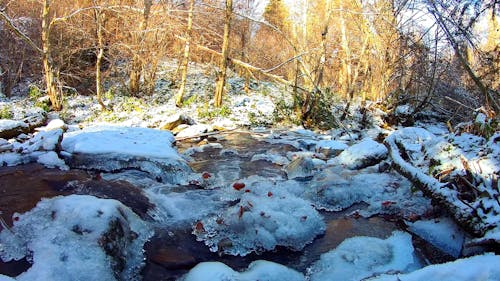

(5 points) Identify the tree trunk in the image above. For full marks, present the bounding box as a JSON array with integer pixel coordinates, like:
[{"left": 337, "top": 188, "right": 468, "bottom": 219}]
[
  {"left": 128, "top": 0, "right": 153, "bottom": 96},
  {"left": 214, "top": 0, "right": 233, "bottom": 108},
  {"left": 176, "top": 0, "right": 195, "bottom": 107},
  {"left": 42, "top": 0, "right": 63, "bottom": 111},
  {"left": 94, "top": 2, "right": 106, "bottom": 110}
]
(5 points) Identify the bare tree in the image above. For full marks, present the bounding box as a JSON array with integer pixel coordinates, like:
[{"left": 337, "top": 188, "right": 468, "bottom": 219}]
[
  {"left": 175, "top": 0, "right": 195, "bottom": 107},
  {"left": 214, "top": 0, "right": 233, "bottom": 107}
]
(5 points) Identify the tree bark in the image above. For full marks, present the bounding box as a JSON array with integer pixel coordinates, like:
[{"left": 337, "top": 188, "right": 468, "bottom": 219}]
[
  {"left": 175, "top": 0, "right": 195, "bottom": 107},
  {"left": 214, "top": 0, "right": 233, "bottom": 108},
  {"left": 42, "top": 0, "right": 63, "bottom": 111}
]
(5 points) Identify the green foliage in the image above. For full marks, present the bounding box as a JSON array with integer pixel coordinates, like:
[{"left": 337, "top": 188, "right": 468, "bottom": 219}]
[
  {"left": 28, "top": 84, "right": 43, "bottom": 100},
  {"left": 294, "top": 89, "right": 338, "bottom": 130},
  {"left": 0, "top": 106, "right": 13, "bottom": 119},
  {"left": 183, "top": 94, "right": 198, "bottom": 107},
  {"left": 197, "top": 104, "right": 232, "bottom": 119}
]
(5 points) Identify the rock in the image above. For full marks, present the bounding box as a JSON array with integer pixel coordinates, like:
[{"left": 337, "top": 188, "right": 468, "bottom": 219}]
[
  {"left": 43, "top": 119, "right": 67, "bottom": 131},
  {"left": 171, "top": 124, "right": 190, "bottom": 135},
  {"left": 176, "top": 124, "right": 211, "bottom": 139},
  {"left": 160, "top": 114, "right": 194, "bottom": 131},
  {"left": 335, "top": 138, "right": 388, "bottom": 169},
  {"left": 0, "top": 138, "right": 13, "bottom": 152},
  {"left": 315, "top": 140, "right": 348, "bottom": 157},
  {"left": 20, "top": 129, "right": 63, "bottom": 153},
  {"left": 0, "top": 195, "right": 153, "bottom": 281},
  {"left": 285, "top": 156, "right": 316, "bottom": 179},
  {"left": 61, "top": 126, "right": 192, "bottom": 184},
  {"left": 0, "top": 120, "right": 29, "bottom": 139},
  {"left": 22, "top": 111, "right": 47, "bottom": 130}
]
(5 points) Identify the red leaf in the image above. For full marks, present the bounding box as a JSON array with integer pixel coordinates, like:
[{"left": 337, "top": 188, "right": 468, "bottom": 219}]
[
  {"left": 202, "top": 172, "right": 211, "bottom": 179},
  {"left": 381, "top": 201, "right": 394, "bottom": 207},
  {"left": 233, "top": 182, "right": 245, "bottom": 191},
  {"left": 238, "top": 206, "right": 244, "bottom": 219},
  {"left": 244, "top": 189, "right": 251, "bottom": 193},
  {"left": 267, "top": 191, "right": 273, "bottom": 197},
  {"left": 195, "top": 221, "right": 205, "bottom": 232}
]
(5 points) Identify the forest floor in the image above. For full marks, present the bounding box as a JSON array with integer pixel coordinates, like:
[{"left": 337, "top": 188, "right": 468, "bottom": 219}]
[{"left": 0, "top": 63, "right": 499, "bottom": 281}]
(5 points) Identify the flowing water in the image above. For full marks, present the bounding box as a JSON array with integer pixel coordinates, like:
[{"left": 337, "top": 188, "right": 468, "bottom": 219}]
[{"left": 0, "top": 131, "right": 451, "bottom": 280}]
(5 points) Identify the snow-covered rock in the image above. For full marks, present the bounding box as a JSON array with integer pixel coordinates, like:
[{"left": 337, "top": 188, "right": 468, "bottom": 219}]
[
  {"left": 35, "top": 151, "right": 68, "bottom": 170},
  {"left": 42, "top": 118, "right": 66, "bottom": 131},
  {"left": 0, "top": 195, "right": 153, "bottom": 281},
  {"left": 194, "top": 177, "right": 325, "bottom": 256},
  {"left": 368, "top": 254, "right": 500, "bottom": 281},
  {"left": 175, "top": 124, "right": 211, "bottom": 139},
  {"left": 0, "top": 120, "right": 29, "bottom": 139},
  {"left": 307, "top": 231, "right": 420, "bottom": 281},
  {"left": 315, "top": 139, "right": 348, "bottom": 157},
  {"left": 61, "top": 126, "right": 192, "bottom": 184},
  {"left": 251, "top": 153, "right": 290, "bottom": 166},
  {"left": 335, "top": 138, "right": 388, "bottom": 169},
  {"left": 182, "top": 260, "right": 305, "bottom": 281},
  {"left": 19, "top": 129, "right": 63, "bottom": 153},
  {"left": 160, "top": 113, "right": 194, "bottom": 131}
]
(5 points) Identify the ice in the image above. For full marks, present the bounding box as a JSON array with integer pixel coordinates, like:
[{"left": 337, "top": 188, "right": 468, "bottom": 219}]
[
  {"left": 307, "top": 231, "right": 420, "bottom": 281},
  {"left": 285, "top": 156, "right": 317, "bottom": 179},
  {"left": 406, "top": 217, "right": 465, "bottom": 258},
  {"left": 182, "top": 260, "right": 304, "bottom": 281},
  {"left": 61, "top": 126, "right": 192, "bottom": 184},
  {"left": 315, "top": 139, "right": 348, "bottom": 157},
  {"left": 368, "top": 254, "right": 500, "bottom": 281},
  {"left": 0, "top": 275, "right": 16, "bottom": 281},
  {"left": 334, "top": 138, "right": 388, "bottom": 169},
  {"left": 194, "top": 177, "right": 325, "bottom": 256},
  {"left": 0, "top": 195, "right": 153, "bottom": 281},
  {"left": 251, "top": 153, "right": 290, "bottom": 166}
]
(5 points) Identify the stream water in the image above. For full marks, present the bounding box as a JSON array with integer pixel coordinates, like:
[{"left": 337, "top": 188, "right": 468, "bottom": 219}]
[{"left": 0, "top": 131, "right": 451, "bottom": 280}]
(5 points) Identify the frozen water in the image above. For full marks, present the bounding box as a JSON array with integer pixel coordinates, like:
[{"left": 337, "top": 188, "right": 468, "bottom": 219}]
[
  {"left": 307, "top": 231, "right": 420, "bottom": 281},
  {"left": 193, "top": 177, "right": 325, "bottom": 256},
  {"left": 406, "top": 217, "right": 465, "bottom": 258}
]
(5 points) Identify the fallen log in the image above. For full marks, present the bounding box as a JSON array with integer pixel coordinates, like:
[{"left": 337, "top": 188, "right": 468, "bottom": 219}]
[{"left": 384, "top": 133, "right": 492, "bottom": 238}]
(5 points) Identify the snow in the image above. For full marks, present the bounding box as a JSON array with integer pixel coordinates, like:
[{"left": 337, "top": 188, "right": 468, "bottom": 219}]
[
  {"left": 315, "top": 139, "right": 348, "bottom": 157},
  {"left": 368, "top": 254, "right": 500, "bottom": 281},
  {"left": 34, "top": 151, "right": 69, "bottom": 170},
  {"left": 182, "top": 260, "right": 304, "bottom": 281},
  {"left": 0, "top": 195, "right": 153, "bottom": 281},
  {"left": 0, "top": 120, "right": 28, "bottom": 132},
  {"left": 194, "top": 176, "right": 325, "bottom": 256},
  {"left": 0, "top": 152, "right": 26, "bottom": 166},
  {"left": 406, "top": 217, "right": 465, "bottom": 258},
  {"left": 61, "top": 125, "right": 191, "bottom": 184},
  {"left": 251, "top": 153, "right": 290, "bottom": 166},
  {"left": 334, "top": 138, "right": 388, "bottom": 169},
  {"left": 308, "top": 231, "right": 420, "bottom": 281}
]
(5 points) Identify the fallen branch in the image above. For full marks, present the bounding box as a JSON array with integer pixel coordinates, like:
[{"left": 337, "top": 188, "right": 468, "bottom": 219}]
[
  {"left": 384, "top": 133, "right": 489, "bottom": 237},
  {"left": 174, "top": 128, "right": 240, "bottom": 142}
]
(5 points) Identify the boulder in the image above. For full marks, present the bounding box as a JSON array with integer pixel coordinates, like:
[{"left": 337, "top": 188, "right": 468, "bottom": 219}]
[
  {"left": 335, "top": 138, "right": 388, "bottom": 169},
  {"left": 315, "top": 140, "right": 348, "bottom": 157},
  {"left": 160, "top": 114, "right": 194, "bottom": 131},
  {"left": 175, "top": 124, "right": 211, "bottom": 139},
  {"left": 0, "top": 120, "right": 29, "bottom": 139}
]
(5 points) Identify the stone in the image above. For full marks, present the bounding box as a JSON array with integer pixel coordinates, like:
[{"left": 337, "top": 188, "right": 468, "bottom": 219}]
[
  {"left": 160, "top": 114, "right": 194, "bottom": 131},
  {"left": 0, "top": 120, "right": 29, "bottom": 139},
  {"left": 0, "top": 138, "right": 13, "bottom": 152},
  {"left": 315, "top": 140, "right": 348, "bottom": 157},
  {"left": 336, "top": 138, "right": 388, "bottom": 169},
  {"left": 175, "top": 124, "right": 211, "bottom": 139}
]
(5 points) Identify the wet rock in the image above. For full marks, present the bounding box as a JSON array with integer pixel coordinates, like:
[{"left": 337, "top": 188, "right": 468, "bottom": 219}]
[
  {"left": 335, "top": 138, "right": 388, "bottom": 169},
  {"left": 0, "top": 120, "right": 29, "bottom": 139},
  {"left": 285, "top": 156, "right": 316, "bottom": 180},
  {"left": 160, "top": 114, "right": 194, "bottom": 131}
]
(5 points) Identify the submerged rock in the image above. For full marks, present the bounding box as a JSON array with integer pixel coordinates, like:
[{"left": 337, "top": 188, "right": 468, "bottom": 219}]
[{"left": 285, "top": 156, "right": 316, "bottom": 180}]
